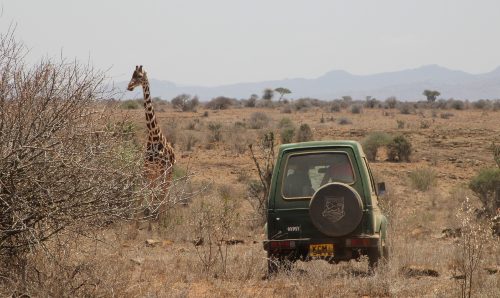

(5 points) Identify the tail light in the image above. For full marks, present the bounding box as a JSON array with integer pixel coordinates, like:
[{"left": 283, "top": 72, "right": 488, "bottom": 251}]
[
  {"left": 269, "top": 240, "right": 296, "bottom": 250},
  {"left": 346, "top": 238, "right": 371, "bottom": 247}
]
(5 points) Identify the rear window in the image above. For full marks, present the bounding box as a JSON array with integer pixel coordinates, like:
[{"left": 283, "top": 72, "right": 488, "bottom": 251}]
[{"left": 282, "top": 152, "right": 355, "bottom": 199}]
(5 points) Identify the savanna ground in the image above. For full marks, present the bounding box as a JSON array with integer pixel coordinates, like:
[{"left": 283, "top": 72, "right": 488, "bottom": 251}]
[{"left": 7, "top": 101, "right": 498, "bottom": 297}]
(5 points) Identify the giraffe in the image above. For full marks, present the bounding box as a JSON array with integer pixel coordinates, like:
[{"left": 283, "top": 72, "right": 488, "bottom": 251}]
[{"left": 127, "top": 65, "right": 176, "bottom": 220}]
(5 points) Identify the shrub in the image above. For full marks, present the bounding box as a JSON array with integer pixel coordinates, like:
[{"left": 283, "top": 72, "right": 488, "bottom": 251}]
[
  {"left": 296, "top": 124, "right": 313, "bottom": 142},
  {"left": 385, "top": 97, "right": 398, "bottom": 109},
  {"left": 450, "top": 99, "right": 465, "bottom": 110},
  {"left": 396, "top": 120, "right": 405, "bottom": 129},
  {"left": 493, "top": 142, "right": 500, "bottom": 168},
  {"left": 387, "top": 135, "right": 412, "bottom": 162},
  {"left": 280, "top": 127, "right": 295, "bottom": 144},
  {"left": 226, "top": 126, "right": 250, "bottom": 154},
  {"left": 399, "top": 103, "right": 413, "bottom": 114},
  {"left": 281, "top": 105, "right": 292, "bottom": 113},
  {"left": 245, "top": 95, "right": 258, "bottom": 107},
  {"left": 440, "top": 112, "right": 454, "bottom": 119},
  {"left": 256, "top": 99, "right": 276, "bottom": 108},
  {"left": 350, "top": 104, "right": 362, "bottom": 114},
  {"left": 469, "top": 168, "right": 500, "bottom": 214},
  {"left": 278, "top": 117, "right": 294, "bottom": 129},
  {"left": 181, "top": 133, "right": 199, "bottom": 151},
  {"left": 205, "top": 96, "right": 234, "bottom": 110},
  {"left": 207, "top": 122, "right": 223, "bottom": 142},
  {"left": 473, "top": 99, "right": 491, "bottom": 110},
  {"left": 364, "top": 97, "right": 379, "bottom": 109},
  {"left": 362, "top": 132, "right": 392, "bottom": 161},
  {"left": 248, "top": 112, "right": 270, "bottom": 129},
  {"left": 163, "top": 121, "right": 178, "bottom": 147},
  {"left": 338, "top": 117, "right": 352, "bottom": 125},
  {"left": 329, "top": 102, "right": 341, "bottom": 112},
  {"left": 294, "top": 98, "right": 312, "bottom": 111},
  {"left": 121, "top": 99, "right": 141, "bottom": 109},
  {"left": 409, "top": 168, "right": 437, "bottom": 191},
  {"left": 420, "top": 120, "right": 431, "bottom": 129},
  {"left": 171, "top": 94, "right": 199, "bottom": 112},
  {"left": 0, "top": 33, "right": 146, "bottom": 269},
  {"left": 492, "top": 100, "right": 500, "bottom": 111}
]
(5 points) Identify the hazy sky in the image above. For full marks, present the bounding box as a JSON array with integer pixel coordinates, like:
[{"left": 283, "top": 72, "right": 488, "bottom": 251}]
[{"left": 2, "top": 0, "right": 500, "bottom": 85}]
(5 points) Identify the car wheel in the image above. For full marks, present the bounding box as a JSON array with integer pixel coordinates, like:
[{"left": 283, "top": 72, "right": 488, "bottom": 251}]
[{"left": 368, "top": 233, "right": 388, "bottom": 269}]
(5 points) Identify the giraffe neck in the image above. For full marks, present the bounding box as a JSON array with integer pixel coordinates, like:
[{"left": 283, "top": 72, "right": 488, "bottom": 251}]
[{"left": 142, "top": 79, "right": 162, "bottom": 143}]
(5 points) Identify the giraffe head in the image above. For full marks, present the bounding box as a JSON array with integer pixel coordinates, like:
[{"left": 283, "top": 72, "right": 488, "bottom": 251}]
[{"left": 127, "top": 65, "right": 147, "bottom": 91}]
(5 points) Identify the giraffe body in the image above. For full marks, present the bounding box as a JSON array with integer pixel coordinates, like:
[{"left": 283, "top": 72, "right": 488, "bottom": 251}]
[{"left": 127, "top": 65, "right": 176, "bottom": 182}]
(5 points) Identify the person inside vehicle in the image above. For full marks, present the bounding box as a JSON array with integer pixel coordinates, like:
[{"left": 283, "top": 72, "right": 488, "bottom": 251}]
[
  {"left": 320, "top": 157, "right": 354, "bottom": 185},
  {"left": 284, "top": 163, "right": 314, "bottom": 197}
]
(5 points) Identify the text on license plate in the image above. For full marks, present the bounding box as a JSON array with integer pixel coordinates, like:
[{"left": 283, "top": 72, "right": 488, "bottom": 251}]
[{"left": 309, "top": 243, "right": 334, "bottom": 257}]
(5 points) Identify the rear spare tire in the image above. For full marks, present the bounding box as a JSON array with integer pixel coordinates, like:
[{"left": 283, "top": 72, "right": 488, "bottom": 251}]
[{"left": 309, "top": 182, "right": 363, "bottom": 237}]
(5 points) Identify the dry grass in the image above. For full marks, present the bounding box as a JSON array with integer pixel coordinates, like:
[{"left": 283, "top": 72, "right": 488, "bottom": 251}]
[{"left": 2, "top": 104, "right": 500, "bottom": 297}]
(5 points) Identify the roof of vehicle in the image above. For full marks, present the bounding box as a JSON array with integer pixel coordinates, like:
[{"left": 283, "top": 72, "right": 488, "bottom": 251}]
[{"left": 279, "top": 140, "right": 363, "bottom": 153}]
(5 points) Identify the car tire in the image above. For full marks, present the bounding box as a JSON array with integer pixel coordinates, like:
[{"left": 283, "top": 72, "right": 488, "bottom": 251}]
[{"left": 368, "top": 233, "right": 388, "bottom": 269}]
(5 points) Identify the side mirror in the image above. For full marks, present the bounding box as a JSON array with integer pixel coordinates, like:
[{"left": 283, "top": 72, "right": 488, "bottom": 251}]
[{"left": 377, "top": 182, "right": 386, "bottom": 196}]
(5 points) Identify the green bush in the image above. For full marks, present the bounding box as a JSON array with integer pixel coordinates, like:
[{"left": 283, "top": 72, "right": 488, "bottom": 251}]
[
  {"left": 469, "top": 168, "right": 500, "bottom": 214},
  {"left": 387, "top": 135, "right": 412, "bottom": 162},
  {"left": 362, "top": 132, "right": 392, "bottom": 161},
  {"left": 296, "top": 124, "right": 313, "bottom": 142},
  {"left": 409, "top": 168, "right": 437, "bottom": 191}
]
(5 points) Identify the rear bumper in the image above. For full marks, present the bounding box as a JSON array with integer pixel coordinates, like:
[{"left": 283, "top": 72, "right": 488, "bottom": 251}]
[{"left": 263, "top": 235, "right": 379, "bottom": 253}]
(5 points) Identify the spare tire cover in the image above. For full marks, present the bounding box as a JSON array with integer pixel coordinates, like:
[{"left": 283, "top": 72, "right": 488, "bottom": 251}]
[{"left": 309, "top": 182, "right": 363, "bottom": 237}]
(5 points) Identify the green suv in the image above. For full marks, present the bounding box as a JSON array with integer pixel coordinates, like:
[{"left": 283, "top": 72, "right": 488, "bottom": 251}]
[{"left": 263, "top": 141, "right": 388, "bottom": 274}]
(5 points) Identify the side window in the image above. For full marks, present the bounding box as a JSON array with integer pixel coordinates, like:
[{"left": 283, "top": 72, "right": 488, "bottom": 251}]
[{"left": 363, "top": 157, "right": 377, "bottom": 194}]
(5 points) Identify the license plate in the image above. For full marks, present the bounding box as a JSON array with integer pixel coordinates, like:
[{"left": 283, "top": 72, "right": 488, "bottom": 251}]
[{"left": 309, "top": 243, "right": 334, "bottom": 257}]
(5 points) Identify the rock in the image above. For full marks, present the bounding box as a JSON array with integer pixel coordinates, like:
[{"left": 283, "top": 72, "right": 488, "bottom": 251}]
[
  {"left": 193, "top": 237, "right": 204, "bottom": 246},
  {"left": 484, "top": 266, "right": 499, "bottom": 275},
  {"left": 162, "top": 240, "right": 174, "bottom": 248},
  {"left": 145, "top": 239, "right": 161, "bottom": 247},
  {"left": 441, "top": 228, "right": 461, "bottom": 238},
  {"left": 130, "top": 257, "right": 144, "bottom": 265},
  {"left": 410, "top": 226, "right": 431, "bottom": 238},
  {"left": 400, "top": 265, "right": 439, "bottom": 278},
  {"left": 225, "top": 239, "right": 244, "bottom": 245}
]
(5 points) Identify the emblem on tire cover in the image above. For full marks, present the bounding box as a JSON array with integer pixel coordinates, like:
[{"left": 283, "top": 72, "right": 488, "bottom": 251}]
[{"left": 322, "top": 196, "right": 345, "bottom": 223}]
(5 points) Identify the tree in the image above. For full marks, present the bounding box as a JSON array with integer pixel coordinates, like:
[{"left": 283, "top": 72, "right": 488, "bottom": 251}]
[
  {"left": 423, "top": 90, "right": 441, "bottom": 102},
  {"left": 262, "top": 88, "right": 274, "bottom": 101},
  {"left": 171, "top": 94, "right": 199, "bottom": 112},
  {"left": 274, "top": 87, "right": 291, "bottom": 102},
  {"left": 0, "top": 30, "right": 147, "bottom": 261}
]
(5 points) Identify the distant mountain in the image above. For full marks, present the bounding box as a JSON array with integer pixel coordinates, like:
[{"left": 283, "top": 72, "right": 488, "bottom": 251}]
[{"left": 114, "top": 65, "right": 500, "bottom": 101}]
